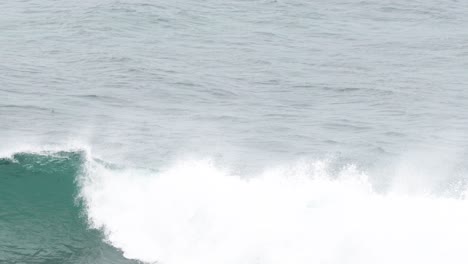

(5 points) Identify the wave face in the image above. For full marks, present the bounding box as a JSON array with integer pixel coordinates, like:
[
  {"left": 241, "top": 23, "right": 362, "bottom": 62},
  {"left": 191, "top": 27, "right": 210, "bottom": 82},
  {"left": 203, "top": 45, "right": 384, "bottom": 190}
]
[{"left": 0, "top": 151, "right": 137, "bottom": 264}]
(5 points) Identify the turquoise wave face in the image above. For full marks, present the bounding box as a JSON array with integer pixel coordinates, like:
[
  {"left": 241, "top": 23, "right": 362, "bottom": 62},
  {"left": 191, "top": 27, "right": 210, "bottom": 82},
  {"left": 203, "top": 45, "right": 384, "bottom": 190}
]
[{"left": 0, "top": 151, "right": 138, "bottom": 264}]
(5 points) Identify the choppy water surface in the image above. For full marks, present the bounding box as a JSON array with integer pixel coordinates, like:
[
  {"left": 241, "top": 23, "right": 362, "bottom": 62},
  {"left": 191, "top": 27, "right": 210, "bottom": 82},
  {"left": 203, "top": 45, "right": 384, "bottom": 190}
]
[{"left": 1, "top": 1, "right": 468, "bottom": 263}]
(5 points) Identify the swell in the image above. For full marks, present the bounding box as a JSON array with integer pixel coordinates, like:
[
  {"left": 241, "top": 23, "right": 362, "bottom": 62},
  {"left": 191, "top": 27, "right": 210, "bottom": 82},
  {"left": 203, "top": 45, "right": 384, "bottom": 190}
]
[{"left": 0, "top": 151, "right": 137, "bottom": 264}]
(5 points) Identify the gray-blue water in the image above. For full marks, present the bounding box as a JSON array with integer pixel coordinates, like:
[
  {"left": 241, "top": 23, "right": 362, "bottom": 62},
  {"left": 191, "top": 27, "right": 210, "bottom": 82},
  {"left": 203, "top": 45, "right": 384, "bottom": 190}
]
[{"left": 1, "top": 1, "right": 468, "bottom": 263}]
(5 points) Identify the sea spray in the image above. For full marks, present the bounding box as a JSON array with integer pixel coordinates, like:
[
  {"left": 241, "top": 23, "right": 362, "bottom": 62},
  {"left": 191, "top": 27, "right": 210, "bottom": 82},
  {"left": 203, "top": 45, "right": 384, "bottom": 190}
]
[{"left": 79, "top": 157, "right": 468, "bottom": 264}]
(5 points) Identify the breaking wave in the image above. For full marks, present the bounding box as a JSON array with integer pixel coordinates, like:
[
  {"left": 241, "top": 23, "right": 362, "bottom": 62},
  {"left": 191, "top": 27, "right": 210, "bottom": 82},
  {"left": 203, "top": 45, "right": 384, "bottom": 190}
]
[{"left": 2, "top": 147, "right": 468, "bottom": 264}]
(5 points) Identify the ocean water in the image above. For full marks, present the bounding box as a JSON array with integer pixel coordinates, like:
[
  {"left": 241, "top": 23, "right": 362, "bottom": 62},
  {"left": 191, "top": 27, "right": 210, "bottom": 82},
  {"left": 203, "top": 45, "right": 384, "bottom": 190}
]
[{"left": 1, "top": 0, "right": 468, "bottom": 263}]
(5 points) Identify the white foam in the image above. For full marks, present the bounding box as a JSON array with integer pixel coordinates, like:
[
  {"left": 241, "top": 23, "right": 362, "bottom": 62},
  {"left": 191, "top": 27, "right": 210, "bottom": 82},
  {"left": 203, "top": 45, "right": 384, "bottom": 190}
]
[{"left": 79, "top": 158, "right": 468, "bottom": 264}]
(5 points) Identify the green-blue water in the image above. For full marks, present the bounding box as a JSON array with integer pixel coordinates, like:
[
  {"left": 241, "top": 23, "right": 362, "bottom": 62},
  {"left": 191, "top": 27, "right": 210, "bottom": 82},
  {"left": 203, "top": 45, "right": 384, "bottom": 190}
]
[{"left": 0, "top": 152, "right": 139, "bottom": 263}]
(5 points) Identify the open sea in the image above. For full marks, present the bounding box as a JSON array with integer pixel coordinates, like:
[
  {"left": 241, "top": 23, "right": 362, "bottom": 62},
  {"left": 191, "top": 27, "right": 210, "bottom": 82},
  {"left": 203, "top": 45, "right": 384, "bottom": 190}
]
[{"left": 1, "top": 0, "right": 468, "bottom": 263}]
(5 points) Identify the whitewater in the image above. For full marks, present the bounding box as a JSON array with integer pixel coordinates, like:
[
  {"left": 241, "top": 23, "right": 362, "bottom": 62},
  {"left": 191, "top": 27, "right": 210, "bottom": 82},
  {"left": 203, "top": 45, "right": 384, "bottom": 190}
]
[{"left": 83, "top": 154, "right": 468, "bottom": 264}]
